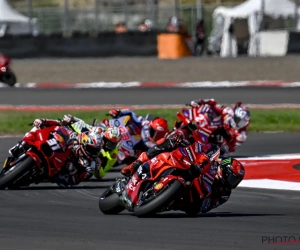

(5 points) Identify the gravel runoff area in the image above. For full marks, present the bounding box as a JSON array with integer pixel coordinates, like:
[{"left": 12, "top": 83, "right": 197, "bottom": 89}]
[{"left": 11, "top": 56, "right": 300, "bottom": 83}]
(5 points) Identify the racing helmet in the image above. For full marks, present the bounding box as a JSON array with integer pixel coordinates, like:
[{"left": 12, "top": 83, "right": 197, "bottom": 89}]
[
  {"left": 149, "top": 117, "right": 169, "bottom": 142},
  {"left": 103, "top": 126, "right": 122, "bottom": 150},
  {"left": 217, "top": 158, "right": 245, "bottom": 189},
  {"left": 233, "top": 104, "right": 250, "bottom": 129},
  {"left": 79, "top": 131, "right": 103, "bottom": 159}
]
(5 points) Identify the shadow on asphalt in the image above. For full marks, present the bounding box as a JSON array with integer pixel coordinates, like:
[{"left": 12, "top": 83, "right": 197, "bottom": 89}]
[
  {"left": 114, "top": 212, "right": 284, "bottom": 219},
  {"left": 0, "top": 185, "right": 110, "bottom": 191}
]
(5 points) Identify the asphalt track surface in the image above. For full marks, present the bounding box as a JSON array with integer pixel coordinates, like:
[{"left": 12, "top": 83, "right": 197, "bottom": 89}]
[
  {"left": 11, "top": 57, "right": 300, "bottom": 83},
  {"left": 1, "top": 87, "right": 300, "bottom": 105},
  {"left": 1, "top": 134, "right": 300, "bottom": 250}
]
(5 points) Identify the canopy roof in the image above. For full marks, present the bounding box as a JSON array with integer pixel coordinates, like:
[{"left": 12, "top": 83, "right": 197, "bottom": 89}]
[
  {"left": 214, "top": 0, "right": 299, "bottom": 19},
  {"left": 0, "top": 0, "right": 30, "bottom": 23}
]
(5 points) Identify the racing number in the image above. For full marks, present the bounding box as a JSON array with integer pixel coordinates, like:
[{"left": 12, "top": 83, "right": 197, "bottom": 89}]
[
  {"left": 119, "top": 126, "right": 130, "bottom": 141},
  {"left": 195, "top": 114, "right": 208, "bottom": 127},
  {"left": 122, "top": 132, "right": 130, "bottom": 141},
  {"left": 47, "top": 138, "right": 60, "bottom": 151}
]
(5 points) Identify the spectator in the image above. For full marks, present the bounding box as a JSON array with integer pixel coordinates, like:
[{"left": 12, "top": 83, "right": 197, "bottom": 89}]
[
  {"left": 166, "top": 16, "right": 191, "bottom": 38},
  {"left": 115, "top": 21, "right": 127, "bottom": 33},
  {"left": 195, "top": 19, "right": 206, "bottom": 56},
  {"left": 166, "top": 16, "right": 180, "bottom": 32},
  {"left": 138, "top": 19, "right": 153, "bottom": 32}
]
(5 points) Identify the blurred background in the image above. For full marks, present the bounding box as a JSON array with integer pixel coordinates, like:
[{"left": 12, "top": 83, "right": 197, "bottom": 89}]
[
  {"left": 1, "top": 0, "right": 299, "bottom": 59},
  {"left": 8, "top": 0, "right": 239, "bottom": 35}
]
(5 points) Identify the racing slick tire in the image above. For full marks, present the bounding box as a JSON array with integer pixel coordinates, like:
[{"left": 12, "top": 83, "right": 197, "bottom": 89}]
[
  {"left": 0, "top": 156, "right": 33, "bottom": 190},
  {"left": 99, "top": 190, "right": 125, "bottom": 215},
  {"left": 134, "top": 180, "right": 183, "bottom": 218}
]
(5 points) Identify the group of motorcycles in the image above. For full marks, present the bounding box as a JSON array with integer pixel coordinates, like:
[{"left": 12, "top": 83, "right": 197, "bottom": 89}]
[{"left": 0, "top": 103, "right": 243, "bottom": 217}]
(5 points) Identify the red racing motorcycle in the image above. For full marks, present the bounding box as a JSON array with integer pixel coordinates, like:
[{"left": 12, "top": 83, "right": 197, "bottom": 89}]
[
  {"left": 174, "top": 104, "right": 237, "bottom": 155},
  {"left": 0, "top": 54, "right": 17, "bottom": 87},
  {"left": 98, "top": 142, "right": 220, "bottom": 217},
  {"left": 0, "top": 125, "right": 76, "bottom": 189}
]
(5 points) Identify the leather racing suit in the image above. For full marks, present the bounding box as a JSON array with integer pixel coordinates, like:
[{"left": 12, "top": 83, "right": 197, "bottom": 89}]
[{"left": 62, "top": 115, "right": 120, "bottom": 179}]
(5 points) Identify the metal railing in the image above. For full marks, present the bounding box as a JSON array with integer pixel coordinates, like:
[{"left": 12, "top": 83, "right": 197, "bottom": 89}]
[
  {"left": 10, "top": 0, "right": 299, "bottom": 36},
  {"left": 11, "top": 0, "right": 239, "bottom": 35}
]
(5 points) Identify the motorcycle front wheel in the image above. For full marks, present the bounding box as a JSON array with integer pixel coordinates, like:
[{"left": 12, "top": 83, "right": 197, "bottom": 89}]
[
  {"left": 134, "top": 180, "right": 183, "bottom": 218},
  {"left": 99, "top": 188, "right": 125, "bottom": 215},
  {"left": 0, "top": 156, "right": 33, "bottom": 189}
]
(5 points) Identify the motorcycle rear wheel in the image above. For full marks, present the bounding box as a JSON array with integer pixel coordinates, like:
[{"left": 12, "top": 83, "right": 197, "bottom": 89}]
[
  {"left": 99, "top": 189, "right": 124, "bottom": 215},
  {"left": 0, "top": 156, "right": 33, "bottom": 189},
  {"left": 1, "top": 70, "right": 17, "bottom": 87},
  {"left": 134, "top": 180, "right": 183, "bottom": 218}
]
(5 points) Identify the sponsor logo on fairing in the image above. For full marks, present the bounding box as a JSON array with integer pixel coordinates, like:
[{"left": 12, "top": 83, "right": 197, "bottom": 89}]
[
  {"left": 126, "top": 140, "right": 133, "bottom": 147},
  {"left": 201, "top": 135, "right": 208, "bottom": 142},
  {"left": 114, "top": 120, "right": 120, "bottom": 127},
  {"left": 195, "top": 142, "right": 202, "bottom": 153},
  {"left": 179, "top": 147, "right": 187, "bottom": 156},
  {"left": 203, "top": 174, "right": 213, "bottom": 185},
  {"left": 131, "top": 175, "right": 138, "bottom": 185},
  {"left": 126, "top": 182, "right": 136, "bottom": 191},
  {"left": 185, "top": 148, "right": 195, "bottom": 162},
  {"left": 137, "top": 166, "right": 143, "bottom": 174},
  {"left": 210, "top": 165, "right": 218, "bottom": 175}
]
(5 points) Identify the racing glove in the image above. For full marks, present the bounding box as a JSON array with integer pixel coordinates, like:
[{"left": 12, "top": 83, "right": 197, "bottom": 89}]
[
  {"left": 109, "top": 109, "right": 121, "bottom": 118},
  {"left": 62, "top": 114, "right": 75, "bottom": 125},
  {"left": 190, "top": 100, "right": 201, "bottom": 108},
  {"left": 85, "top": 160, "right": 96, "bottom": 174},
  {"left": 169, "top": 133, "right": 184, "bottom": 148}
]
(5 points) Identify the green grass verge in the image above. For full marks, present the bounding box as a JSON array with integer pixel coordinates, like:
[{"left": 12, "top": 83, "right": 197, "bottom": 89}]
[{"left": 0, "top": 109, "right": 300, "bottom": 135}]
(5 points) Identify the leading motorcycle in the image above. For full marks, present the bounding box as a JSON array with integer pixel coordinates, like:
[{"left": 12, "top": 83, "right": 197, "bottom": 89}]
[
  {"left": 98, "top": 142, "right": 220, "bottom": 217},
  {"left": 0, "top": 125, "right": 76, "bottom": 189},
  {"left": 174, "top": 104, "right": 237, "bottom": 155}
]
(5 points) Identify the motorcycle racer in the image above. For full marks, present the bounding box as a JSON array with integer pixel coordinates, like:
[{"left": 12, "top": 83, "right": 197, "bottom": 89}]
[
  {"left": 173, "top": 155, "right": 245, "bottom": 214},
  {"left": 122, "top": 131, "right": 245, "bottom": 214},
  {"left": 121, "top": 132, "right": 199, "bottom": 176},
  {"left": 61, "top": 114, "right": 122, "bottom": 179},
  {"left": 108, "top": 109, "right": 169, "bottom": 150},
  {"left": 188, "top": 99, "right": 251, "bottom": 153},
  {"left": 94, "top": 126, "right": 122, "bottom": 179},
  {"left": 108, "top": 109, "right": 145, "bottom": 128},
  {"left": 32, "top": 118, "right": 103, "bottom": 187},
  {"left": 204, "top": 157, "right": 245, "bottom": 213}
]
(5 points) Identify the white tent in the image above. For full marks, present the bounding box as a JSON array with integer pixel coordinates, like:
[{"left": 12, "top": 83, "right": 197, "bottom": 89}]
[
  {"left": 0, "top": 0, "right": 38, "bottom": 36},
  {"left": 212, "top": 0, "right": 300, "bottom": 57}
]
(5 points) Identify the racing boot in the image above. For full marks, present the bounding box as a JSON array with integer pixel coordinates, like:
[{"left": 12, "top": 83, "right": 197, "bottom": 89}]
[
  {"left": 121, "top": 150, "right": 151, "bottom": 176},
  {"left": 121, "top": 160, "right": 143, "bottom": 177}
]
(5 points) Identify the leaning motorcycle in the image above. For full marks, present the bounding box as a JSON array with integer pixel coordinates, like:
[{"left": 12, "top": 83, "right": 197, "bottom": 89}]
[
  {"left": 0, "top": 54, "right": 17, "bottom": 87},
  {"left": 100, "top": 113, "right": 151, "bottom": 166},
  {"left": 99, "top": 142, "right": 220, "bottom": 217},
  {"left": 0, "top": 125, "right": 76, "bottom": 189},
  {"left": 174, "top": 104, "right": 237, "bottom": 155}
]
